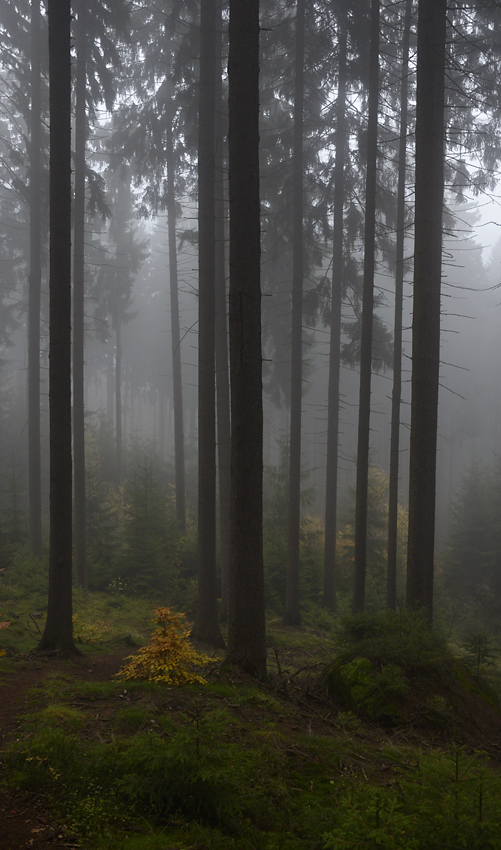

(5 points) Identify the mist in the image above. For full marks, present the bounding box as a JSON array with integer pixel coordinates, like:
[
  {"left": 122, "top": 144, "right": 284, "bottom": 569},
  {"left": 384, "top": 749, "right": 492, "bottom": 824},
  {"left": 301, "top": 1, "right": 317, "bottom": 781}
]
[{"left": 0, "top": 0, "right": 500, "bottom": 630}]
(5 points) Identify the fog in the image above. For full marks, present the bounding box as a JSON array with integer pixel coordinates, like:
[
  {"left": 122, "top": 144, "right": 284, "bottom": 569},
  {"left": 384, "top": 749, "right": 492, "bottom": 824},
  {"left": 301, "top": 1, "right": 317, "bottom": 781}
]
[{"left": 1, "top": 0, "right": 501, "bottom": 625}]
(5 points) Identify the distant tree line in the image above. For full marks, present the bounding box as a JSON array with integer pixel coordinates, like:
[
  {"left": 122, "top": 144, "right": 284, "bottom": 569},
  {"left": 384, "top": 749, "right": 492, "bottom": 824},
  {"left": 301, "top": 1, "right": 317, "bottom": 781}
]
[{"left": 0, "top": 0, "right": 500, "bottom": 674}]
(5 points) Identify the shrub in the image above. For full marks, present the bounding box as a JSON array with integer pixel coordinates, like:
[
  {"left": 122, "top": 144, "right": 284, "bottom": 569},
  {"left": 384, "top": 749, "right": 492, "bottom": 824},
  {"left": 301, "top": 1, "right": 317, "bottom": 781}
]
[{"left": 115, "top": 607, "right": 211, "bottom": 685}]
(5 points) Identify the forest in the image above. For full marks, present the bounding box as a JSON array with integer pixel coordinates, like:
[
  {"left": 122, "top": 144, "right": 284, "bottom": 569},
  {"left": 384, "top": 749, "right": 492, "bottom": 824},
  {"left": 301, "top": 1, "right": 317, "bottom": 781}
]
[{"left": 3, "top": 0, "right": 501, "bottom": 847}]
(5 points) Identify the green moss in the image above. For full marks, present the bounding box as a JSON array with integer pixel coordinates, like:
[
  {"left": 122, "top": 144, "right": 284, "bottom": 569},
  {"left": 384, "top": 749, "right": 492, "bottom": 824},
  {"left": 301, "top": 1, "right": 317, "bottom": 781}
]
[
  {"left": 38, "top": 704, "right": 87, "bottom": 729},
  {"left": 453, "top": 658, "right": 499, "bottom": 708},
  {"left": 324, "top": 657, "right": 409, "bottom": 725}
]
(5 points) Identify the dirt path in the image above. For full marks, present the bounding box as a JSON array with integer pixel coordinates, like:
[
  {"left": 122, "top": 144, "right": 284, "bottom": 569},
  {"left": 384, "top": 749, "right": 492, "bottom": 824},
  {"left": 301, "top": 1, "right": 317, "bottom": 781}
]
[{"left": 0, "top": 649, "right": 129, "bottom": 849}]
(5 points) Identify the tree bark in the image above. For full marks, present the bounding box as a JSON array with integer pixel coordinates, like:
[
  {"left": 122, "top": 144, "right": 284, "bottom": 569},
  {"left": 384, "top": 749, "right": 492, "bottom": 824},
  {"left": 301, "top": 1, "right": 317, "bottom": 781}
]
[
  {"left": 73, "top": 0, "right": 88, "bottom": 589},
  {"left": 387, "top": 0, "right": 412, "bottom": 610},
  {"left": 106, "top": 338, "right": 114, "bottom": 423},
  {"left": 28, "top": 0, "right": 43, "bottom": 559},
  {"left": 323, "top": 1, "right": 348, "bottom": 613},
  {"left": 165, "top": 85, "right": 186, "bottom": 531},
  {"left": 193, "top": 0, "right": 225, "bottom": 648},
  {"left": 226, "top": 0, "right": 267, "bottom": 679},
  {"left": 38, "top": 0, "right": 78, "bottom": 654},
  {"left": 352, "top": 0, "right": 379, "bottom": 614},
  {"left": 214, "top": 4, "right": 231, "bottom": 624},
  {"left": 406, "top": 0, "right": 447, "bottom": 621},
  {"left": 115, "top": 305, "right": 123, "bottom": 483},
  {"left": 283, "top": 0, "right": 305, "bottom": 628}
]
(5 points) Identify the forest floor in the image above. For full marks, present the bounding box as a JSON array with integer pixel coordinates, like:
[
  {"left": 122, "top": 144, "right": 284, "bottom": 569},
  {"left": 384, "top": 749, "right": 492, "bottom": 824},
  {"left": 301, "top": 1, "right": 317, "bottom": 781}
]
[
  {"left": 2, "top": 614, "right": 501, "bottom": 849},
  {"left": 0, "top": 649, "right": 130, "bottom": 850}
]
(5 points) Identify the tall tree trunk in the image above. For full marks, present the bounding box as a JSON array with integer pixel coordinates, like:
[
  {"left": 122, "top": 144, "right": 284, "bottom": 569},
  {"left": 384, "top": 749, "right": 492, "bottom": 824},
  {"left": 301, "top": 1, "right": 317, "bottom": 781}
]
[
  {"left": 73, "top": 0, "right": 87, "bottom": 590},
  {"left": 406, "top": 0, "right": 447, "bottom": 620},
  {"left": 226, "top": 0, "right": 267, "bottom": 679},
  {"left": 106, "top": 339, "right": 114, "bottom": 423},
  {"left": 387, "top": 0, "right": 412, "bottom": 610},
  {"left": 115, "top": 307, "right": 123, "bottom": 483},
  {"left": 323, "top": 1, "right": 347, "bottom": 613},
  {"left": 159, "top": 383, "right": 165, "bottom": 462},
  {"left": 38, "top": 0, "right": 78, "bottom": 653},
  {"left": 283, "top": 0, "right": 305, "bottom": 627},
  {"left": 28, "top": 0, "right": 43, "bottom": 559},
  {"left": 192, "top": 0, "right": 225, "bottom": 648},
  {"left": 214, "top": 7, "right": 231, "bottom": 624},
  {"left": 165, "top": 87, "right": 186, "bottom": 531},
  {"left": 352, "top": 0, "right": 379, "bottom": 614}
]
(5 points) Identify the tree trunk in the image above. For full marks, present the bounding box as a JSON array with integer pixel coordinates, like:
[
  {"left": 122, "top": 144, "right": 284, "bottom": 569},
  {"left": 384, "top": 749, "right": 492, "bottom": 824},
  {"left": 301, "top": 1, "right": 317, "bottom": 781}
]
[
  {"left": 323, "top": 1, "right": 348, "bottom": 613},
  {"left": 192, "top": 0, "right": 225, "bottom": 648},
  {"left": 28, "top": 0, "right": 43, "bottom": 559},
  {"left": 283, "top": 0, "right": 305, "bottom": 628},
  {"left": 115, "top": 307, "right": 123, "bottom": 483},
  {"left": 159, "top": 383, "right": 165, "bottom": 462},
  {"left": 38, "top": 0, "right": 78, "bottom": 654},
  {"left": 214, "top": 6, "right": 231, "bottom": 624},
  {"left": 73, "top": 0, "right": 88, "bottom": 590},
  {"left": 165, "top": 87, "right": 186, "bottom": 531},
  {"left": 226, "top": 0, "right": 267, "bottom": 679},
  {"left": 387, "top": 0, "right": 412, "bottom": 610},
  {"left": 406, "top": 0, "right": 447, "bottom": 621},
  {"left": 106, "top": 338, "right": 114, "bottom": 423},
  {"left": 352, "top": 0, "right": 379, "bottom": 614}
]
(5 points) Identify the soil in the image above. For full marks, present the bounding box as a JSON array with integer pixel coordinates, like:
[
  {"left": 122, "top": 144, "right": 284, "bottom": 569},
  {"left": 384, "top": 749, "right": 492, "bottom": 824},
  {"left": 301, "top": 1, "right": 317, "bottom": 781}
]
[{"left": 0, "top": 648, "right": 130, "bottom": 850}]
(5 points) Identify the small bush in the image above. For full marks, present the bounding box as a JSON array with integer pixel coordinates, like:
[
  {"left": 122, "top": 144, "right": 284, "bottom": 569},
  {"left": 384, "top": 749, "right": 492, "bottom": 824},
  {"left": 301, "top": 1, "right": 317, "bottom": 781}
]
[
  {"left": 116, "top": 607, "right": 211, "bottom": 685},
  {"left": 325, "top": 657, "right": 409, "bottom": 724},
  {"left": 463, "top": 632, "right": 498, "bottom": 668},
  {"left": 323, "top": 610, "right": 500, "bottom": 732},
  {"left": 72, "top": 615, "right": 111, "bottom": 644},
  {"left": 334, "top": 610, "right": 451, "bottom": 680}
]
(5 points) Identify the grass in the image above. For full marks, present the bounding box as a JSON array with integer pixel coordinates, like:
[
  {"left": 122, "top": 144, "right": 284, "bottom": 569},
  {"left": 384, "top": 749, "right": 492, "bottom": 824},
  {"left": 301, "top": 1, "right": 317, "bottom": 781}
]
[
  {"left": 0, "top": 584, "right": 158, "bottom": 660},
  {"left": 2, "top": 596, "right": 501, "bottom": 848}
]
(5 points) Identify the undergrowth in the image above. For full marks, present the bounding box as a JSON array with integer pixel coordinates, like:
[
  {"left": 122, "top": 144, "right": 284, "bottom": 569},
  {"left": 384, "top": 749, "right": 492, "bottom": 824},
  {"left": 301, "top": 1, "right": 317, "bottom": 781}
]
[
  {"left": 4, "top": 694, "right": 501, "bottom": 849},
  {"left": 2, "top": 608, "right": 501, "bottom": 848},
  {"left": 322, "top": 610, "right": 499, "bottom": 728}
]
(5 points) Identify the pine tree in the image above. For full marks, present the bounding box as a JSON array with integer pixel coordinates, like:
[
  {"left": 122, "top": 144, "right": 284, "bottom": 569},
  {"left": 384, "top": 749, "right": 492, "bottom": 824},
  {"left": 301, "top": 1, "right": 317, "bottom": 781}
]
[
  {"left": 352, "top": 0, "right": 380, "bottom": 614},
  {"left": 192, "top": 0, "right": 225, "bottom": 648},
  {"left": 406, "top": 0, "right": 447, "bottom": 621},
  {"left": 38, "top": 0, "right": 78, "bottom": 654},
  {"left": 226, "top": 0, "right": 267, "bottom": 680}
]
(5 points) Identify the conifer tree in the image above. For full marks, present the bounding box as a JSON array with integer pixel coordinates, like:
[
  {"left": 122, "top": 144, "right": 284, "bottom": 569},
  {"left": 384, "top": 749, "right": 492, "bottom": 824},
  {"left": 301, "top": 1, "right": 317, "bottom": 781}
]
[
  {"left": 283, "top": 0, "right": 305, "bottom": 628},
  {"left": 226, "top": 0, "right": 267, "bottom": 680},
  {"left": 192, "top": 0, "right": 225, "bottom": 648},
  {"left": 352, "top": 0, "right": 380, "bottom": 614},
  {"left": 387, "top": 0, "right": 412, "bottom": 610},
  {"left": 38, "top": 0, "right": 77, "bottom": 653},
  {"left": 406, "top": 0, "right": 447, "bottom": 620},
  {"left": 28, "top": 0, "right": 43, "bottom": 559}
]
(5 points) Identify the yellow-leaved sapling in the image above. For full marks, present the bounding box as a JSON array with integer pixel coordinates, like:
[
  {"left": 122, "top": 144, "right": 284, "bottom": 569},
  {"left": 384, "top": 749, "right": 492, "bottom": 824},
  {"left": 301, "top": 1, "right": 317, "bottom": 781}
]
[{"left": 116, "top": 607, "right": 211, "bottom": 685}]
